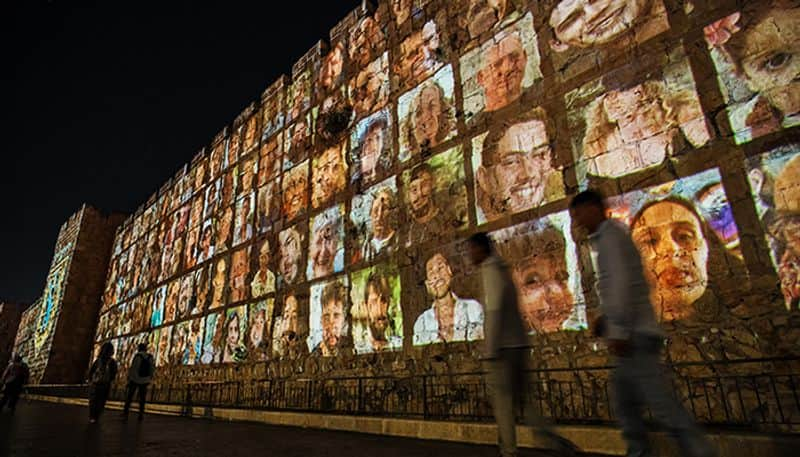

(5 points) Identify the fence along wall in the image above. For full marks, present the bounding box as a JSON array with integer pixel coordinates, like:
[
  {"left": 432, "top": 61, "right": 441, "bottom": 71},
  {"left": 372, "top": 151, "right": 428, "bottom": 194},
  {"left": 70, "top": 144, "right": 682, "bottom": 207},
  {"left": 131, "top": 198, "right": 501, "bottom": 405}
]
[{"left": 92, "top": 0, "right": 800, "bottom": 389}]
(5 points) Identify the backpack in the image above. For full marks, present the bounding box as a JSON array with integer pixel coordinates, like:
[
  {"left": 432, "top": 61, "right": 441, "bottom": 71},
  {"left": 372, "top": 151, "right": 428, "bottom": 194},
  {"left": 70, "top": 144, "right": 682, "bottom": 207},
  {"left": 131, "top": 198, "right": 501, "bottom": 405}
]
[{"left": 137, "top": 354, "right": 154, "bottom": 379}]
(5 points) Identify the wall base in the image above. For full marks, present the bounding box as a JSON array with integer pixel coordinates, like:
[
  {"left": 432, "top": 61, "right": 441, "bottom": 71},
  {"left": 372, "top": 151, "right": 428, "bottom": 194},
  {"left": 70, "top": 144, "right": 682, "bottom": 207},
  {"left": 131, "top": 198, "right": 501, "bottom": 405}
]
[{"left": 25, "top": 394, "right": 796, "bottom": 457}]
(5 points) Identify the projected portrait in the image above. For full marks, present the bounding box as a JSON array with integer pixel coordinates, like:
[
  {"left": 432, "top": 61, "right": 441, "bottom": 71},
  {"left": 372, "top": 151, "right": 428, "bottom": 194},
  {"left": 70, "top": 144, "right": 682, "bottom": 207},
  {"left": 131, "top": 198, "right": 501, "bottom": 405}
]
[
  {"left": 456, "top": 0, "right": 525, "bottom": 43},
  {"left": 315, "top": 89, "right": 351, "bottom": 145},
  {"left": 221, "top": 306, "right": 247, "bottom": 363},
  {"left": 547, "top": 0, "right": 670, "bottom": 81},
  {"left": 243, "top": 113, "right": 259, "bottom": 154},
  {"left": 349, "top": 52, "right": 389, "bottom": 120},
  {"left": 413, "top": 251, "right": 484, "bottom": 345},
  {"left": 472, "top": 107, "right": 565, "bottom": 224},
  {"left": 170, "top": 321, "right": 189, "bottom": 366},
  {"left": 704, "top": 3, "right": 800, "bottom": 144},
  {"left": 156, "top": 326, "right": 171, "bottom": 367},
  {"left": 349, "top": 178, "right": 399, "bottom": 265},
  {"left": 165, "top": 279, "right": 181, "bottom": 324},
  {"left": 565, "top": 47, "right": 711, "bottom": 184},
  {"left": 203, "top": 180, "right": 220, "bottom": 219},
  {"left": 251, "top": 238, "right": 276, "bottom": 298},
  {"left": 391, "top": 0, "right": 415, "bottom": 26},
  {"left": 248, "top": 299, "right": 274, "bottom": 362},
  {"left": 287, "top": 71, "right": 311, "bottom": 124},
  {"left": 209, "top": 256, "right": 228, "bottom": 310},
  {"left": 350, "top": 263, "right": 403, "bottom": 354},
  {"left": 233, "top": 192, "right": 254, "bottom": 246},
  {"left": 258, "top": 133, "right": 282, "bottom": 185},
  {"left": 349, "top": 15, "right": 385, "bottom": 69},
  {"left": 308, "top": 276, "right": 351, "bottom": 357},
  {"left": 150, "top": 285, "right": 165, "bottom": 328},
  {"left": 197, "top": 219, "right": 215, "bottom": 263},
  {"left": 227, "top": 127, "right": 242, "bottom": 164},
  {"left": 239, "top": 157, "right": 257, "bottom": 195},
  {"left": 193, "top": 158, "right": 208, "bottom": 193},
  {"left": 193, "top": 264, "right": 211, "bottom": 315},
  {"left": 460, "top": 12, "right": 541, "bottom": 122},
  {"left": 271, "top": 292, "right": 309, "bottom": 359},
  {"left": 215, "top": 205, "right": 234, "bottom": 253},
  {"left": 177, "top": 273, "right": 195, "bottom": 321},
  {"left": 308, "top": 204, "right": 345, "bottom": 280},
  {"left": 229, "top": 246, "right": 251, "bottom": 303},
  {"left": 312, "top": 141, "right": 347, "bottom": 209},
  {"left": 282, "top": 161, "right": 309, "bottom": 222},
  {"left": 319, "top": 41, "right": 346, "bottom": 94},
  {"left": 219, "top": 168, "right": 238, "bottom": 208},
  {"left": 278, "top": 224, "right": 306, "bottom": 287},
  {"left": 210, "top": 140, "right": 227, "bottom": 179},
  {"left": 261, "top": 83, "right": 285, "bottom": 141},
  {"left": 201, "top": 311, "right": 224, "bottom": 364},
  {"left": 395, "top": 19, "right": 445, "bottom": 91},
  {"left": 183, "top": 317, "right": 204, "bottom": 365},
  {"left": 491, "top": 212, "right": 587, "bottom": 334},
  {"left": 189, "top": 194, "right": 204, "bottom": 229},
  {"left": 402, "top": 146, "right": 469, "bottom": 247},
  {"left": 607, "top": 169, "right": 744, "bottom": 321},
  {"left": 256, "top": 180, "right": 280, "bottom": 234},
  {"left": 284, "top": 116, "right": 313, "bottom": 170},
  {"left": 746, "top": 145, "right": 800, "bottom": 309},
  {"left": 350, "top": 109, "right": 393, "bottom": 185},
  {"left": 397, "top": 65, "right": 457, "bottom": 162}
]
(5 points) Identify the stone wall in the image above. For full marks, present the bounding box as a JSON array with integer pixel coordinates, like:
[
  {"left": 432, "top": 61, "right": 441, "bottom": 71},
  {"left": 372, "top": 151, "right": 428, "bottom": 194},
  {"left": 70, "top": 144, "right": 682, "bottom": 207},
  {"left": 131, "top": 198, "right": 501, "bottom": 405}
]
[
  {"left": 92, "top": 0, "right": 800, "bottom": 400},
  {"left": 0, "top": 302, "right": 24, "bottom": 369}
]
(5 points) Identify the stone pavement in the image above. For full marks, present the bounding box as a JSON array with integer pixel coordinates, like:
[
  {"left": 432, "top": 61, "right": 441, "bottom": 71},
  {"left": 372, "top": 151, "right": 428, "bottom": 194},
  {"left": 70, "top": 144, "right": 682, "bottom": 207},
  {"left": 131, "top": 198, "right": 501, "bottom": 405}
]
[{"left": 0, "top": 400, "right": 604, "bottom": 457}]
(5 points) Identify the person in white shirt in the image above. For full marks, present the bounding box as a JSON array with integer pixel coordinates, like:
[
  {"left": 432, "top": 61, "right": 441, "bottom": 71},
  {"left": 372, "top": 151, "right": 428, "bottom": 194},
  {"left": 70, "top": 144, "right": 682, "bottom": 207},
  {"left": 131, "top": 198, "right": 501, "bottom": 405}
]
[
  {"left": 468, "top": 232, "right": 578, "bottom": 457},
  {"left": 413, "top": 252, "right": 484, "bottom": 345},
  {"left": 570, "top": 190, "right": 715, "bottom": 457}
]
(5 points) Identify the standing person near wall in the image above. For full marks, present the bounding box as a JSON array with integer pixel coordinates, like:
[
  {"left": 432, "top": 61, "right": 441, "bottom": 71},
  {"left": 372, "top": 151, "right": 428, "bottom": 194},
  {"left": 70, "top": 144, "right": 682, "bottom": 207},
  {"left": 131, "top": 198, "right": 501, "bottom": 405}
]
[
  {"left": 570, "top": 190, "right": 716, "bottom": 457},
  {"left": 0, "top": 354, "right": 30, "bottom": 414},
  {"left": 122, "top": 342, "right": 154, "bottom": 421},
  {"left": 87, "top": 342, "right": 117, "bottom": 424},
  {"left": 467, "top": 232, "right": 578, "bottom": 457}
]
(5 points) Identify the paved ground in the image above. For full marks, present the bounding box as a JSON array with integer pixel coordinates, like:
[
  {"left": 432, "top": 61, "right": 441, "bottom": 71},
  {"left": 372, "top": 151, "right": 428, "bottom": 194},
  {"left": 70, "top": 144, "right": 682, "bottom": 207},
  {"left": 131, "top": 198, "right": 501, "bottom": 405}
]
[{"left": 0, "top": 400, "right": 603, "bottom": 457}]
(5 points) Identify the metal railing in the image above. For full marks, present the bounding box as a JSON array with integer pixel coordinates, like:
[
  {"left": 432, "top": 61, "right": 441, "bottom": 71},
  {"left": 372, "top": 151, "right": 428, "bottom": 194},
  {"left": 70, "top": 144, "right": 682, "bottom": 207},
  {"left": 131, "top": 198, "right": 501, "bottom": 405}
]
[{"left": 25, "top": 357, "right": 800, "bottom": 432}]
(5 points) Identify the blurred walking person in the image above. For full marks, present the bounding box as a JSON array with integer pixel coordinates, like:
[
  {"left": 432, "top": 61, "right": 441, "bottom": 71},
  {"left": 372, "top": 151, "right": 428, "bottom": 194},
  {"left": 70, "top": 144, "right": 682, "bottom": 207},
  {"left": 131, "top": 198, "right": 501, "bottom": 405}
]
[
  {"left": 123, "top": 342, "right": 155, "bottom": 421},
  {"left": 87, "top": 342, "right": 118, "bottom": 423},
  {"left": 0, "top": 354, "right": 30, "bottom": 414},
  {"left": 570, "top": 190, "right": 715, "bottom": 457},
  {"left": 467, "top": 232, "right": 578, "bottom": 457}
]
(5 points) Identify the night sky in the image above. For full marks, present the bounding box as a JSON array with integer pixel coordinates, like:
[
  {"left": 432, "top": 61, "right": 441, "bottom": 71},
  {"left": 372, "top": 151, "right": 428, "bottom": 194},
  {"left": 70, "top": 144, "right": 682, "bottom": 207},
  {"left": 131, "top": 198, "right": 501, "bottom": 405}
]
[{"left": 2, "top": 1, "right": 361, "bottom": 304}]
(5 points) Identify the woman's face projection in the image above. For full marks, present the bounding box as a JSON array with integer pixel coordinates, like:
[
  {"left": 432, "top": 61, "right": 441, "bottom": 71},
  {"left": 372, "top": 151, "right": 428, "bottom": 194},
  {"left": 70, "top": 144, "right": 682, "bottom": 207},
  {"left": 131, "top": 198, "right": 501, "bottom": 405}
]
[{"left": 631, "top": 201, "right": 709, "bottom": 320}]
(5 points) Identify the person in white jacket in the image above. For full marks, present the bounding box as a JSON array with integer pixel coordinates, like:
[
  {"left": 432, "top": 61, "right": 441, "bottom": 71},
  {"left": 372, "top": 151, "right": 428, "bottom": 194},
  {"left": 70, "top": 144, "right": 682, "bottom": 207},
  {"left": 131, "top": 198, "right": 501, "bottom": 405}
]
[
  {"left": 570, "top": 190, "right": 715, "bottom": 457},
  {"left": 123, "top": 343, "right": 155, "bottom": 421},
  {"left": 467, "top": 232, "right": 577, "bottom": 457}
]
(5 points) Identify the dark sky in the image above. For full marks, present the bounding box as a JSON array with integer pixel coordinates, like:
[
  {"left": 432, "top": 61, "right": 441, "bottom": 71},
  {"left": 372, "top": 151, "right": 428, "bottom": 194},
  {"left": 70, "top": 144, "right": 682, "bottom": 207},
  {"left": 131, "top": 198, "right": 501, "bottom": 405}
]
[{"left": 2, "top": 1, "right": 361, "bottom": 304}]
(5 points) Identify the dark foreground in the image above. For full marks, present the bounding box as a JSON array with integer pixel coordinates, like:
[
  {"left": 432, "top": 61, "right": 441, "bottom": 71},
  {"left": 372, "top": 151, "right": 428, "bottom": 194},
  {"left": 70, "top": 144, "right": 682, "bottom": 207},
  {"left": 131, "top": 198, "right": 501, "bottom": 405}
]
[{"left": 0, "top": 400, "right": 605, "bottom": 457}]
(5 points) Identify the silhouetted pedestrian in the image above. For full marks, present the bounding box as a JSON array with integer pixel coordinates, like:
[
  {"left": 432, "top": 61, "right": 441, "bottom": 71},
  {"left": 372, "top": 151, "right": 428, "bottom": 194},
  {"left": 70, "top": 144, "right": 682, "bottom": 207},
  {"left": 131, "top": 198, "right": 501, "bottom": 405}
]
[
  {"left": 0, "top": 354, "right": 30, "bottom": 414},
  {"left": 87, "top": 342, "right": 118, "bottom": 423},
  {"left": 123, "top": 342, "right": 154, "bottom": 421},
  {"left": 570, "top": 190, "right": 716, "bottom": 457},
  {"left": 467, "top": 232, "right": 578, "bottom": 457}
]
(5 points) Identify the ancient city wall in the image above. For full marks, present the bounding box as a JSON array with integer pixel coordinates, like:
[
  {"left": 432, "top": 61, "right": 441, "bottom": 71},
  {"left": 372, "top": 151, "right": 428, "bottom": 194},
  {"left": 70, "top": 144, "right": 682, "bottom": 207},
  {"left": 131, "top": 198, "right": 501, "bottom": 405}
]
[{"left": 91, "top": 0, "right": 800, "bottom": 393}]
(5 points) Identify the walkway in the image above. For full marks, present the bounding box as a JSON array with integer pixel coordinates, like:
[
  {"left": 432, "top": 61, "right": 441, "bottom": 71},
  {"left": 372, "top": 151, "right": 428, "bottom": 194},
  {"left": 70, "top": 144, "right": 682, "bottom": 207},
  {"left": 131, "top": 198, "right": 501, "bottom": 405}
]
[{"left": 0, "top": 400, "right": 602, "bottom": 457}]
